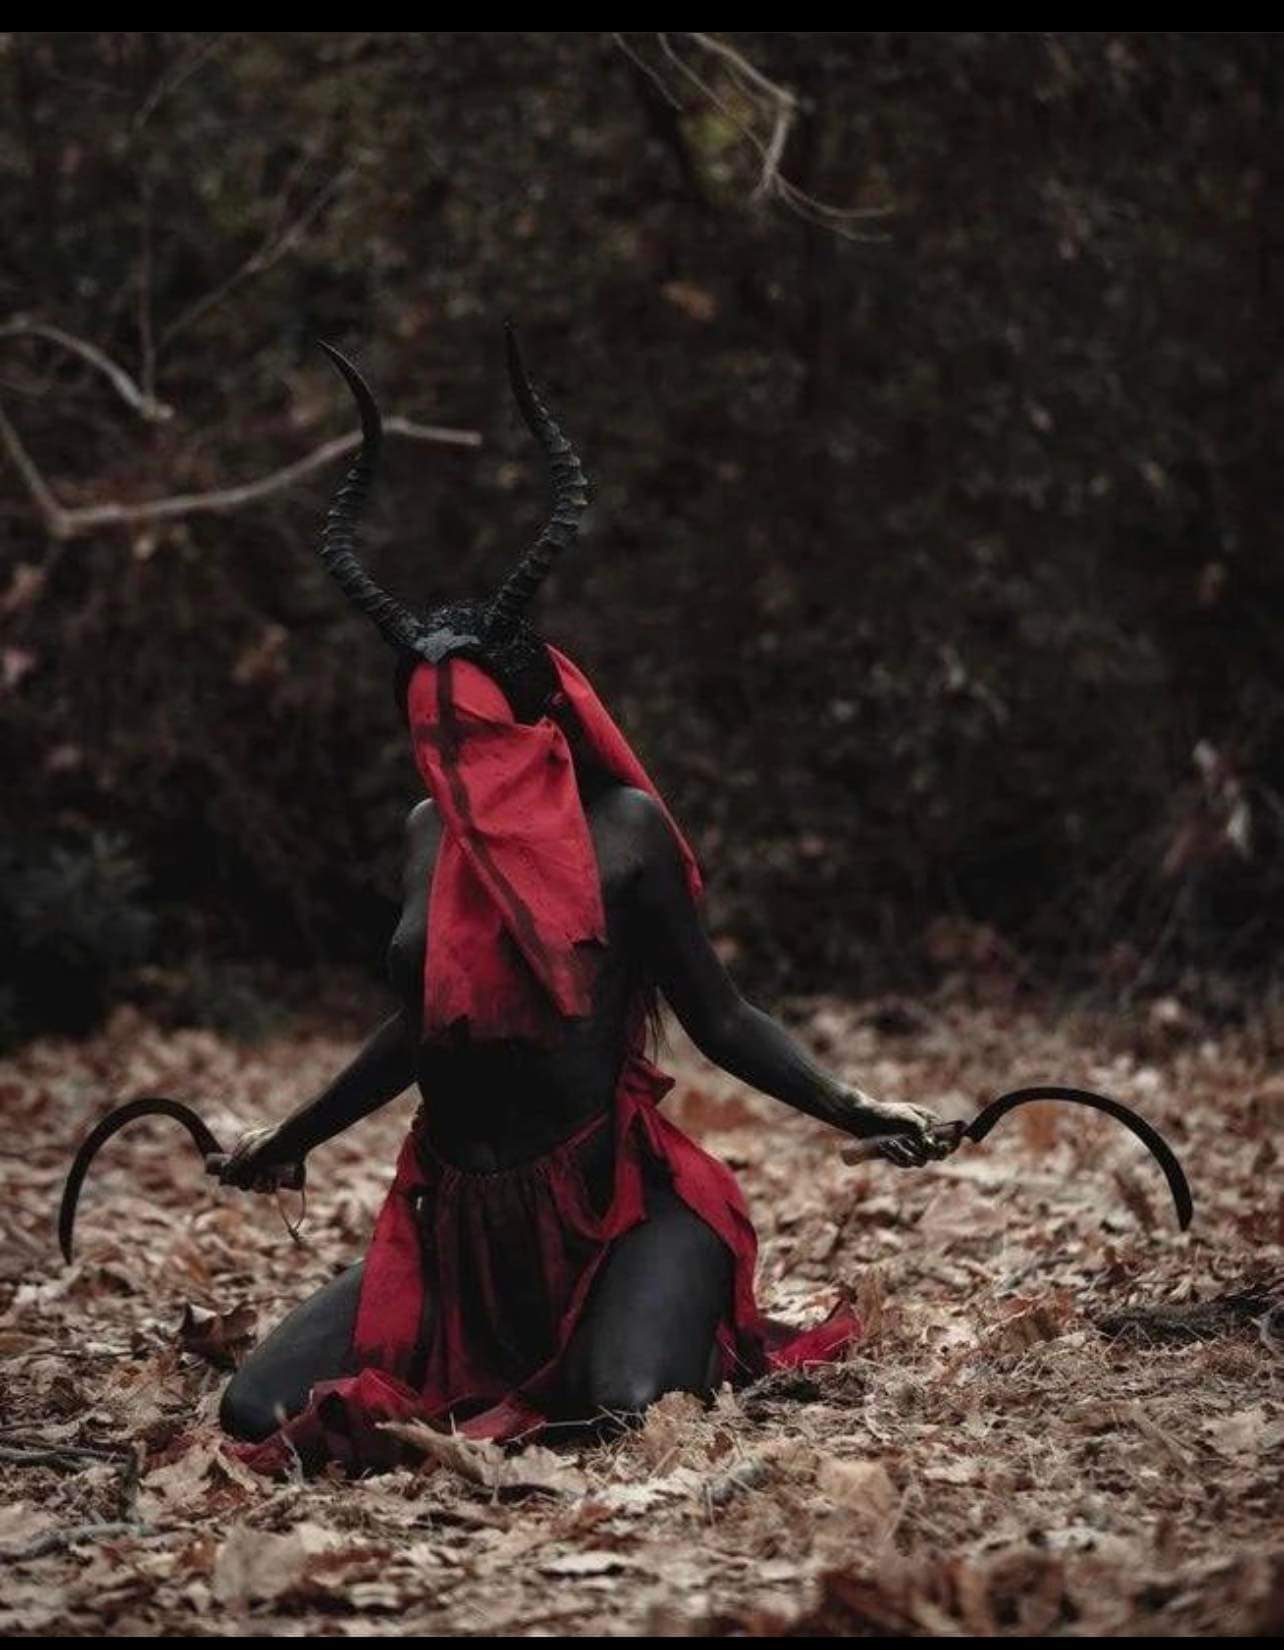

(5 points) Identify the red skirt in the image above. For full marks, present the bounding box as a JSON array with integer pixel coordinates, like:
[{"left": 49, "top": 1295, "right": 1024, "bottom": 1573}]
[{"left": 231, "top": 1055, "right": 859, "bottom": 1475}]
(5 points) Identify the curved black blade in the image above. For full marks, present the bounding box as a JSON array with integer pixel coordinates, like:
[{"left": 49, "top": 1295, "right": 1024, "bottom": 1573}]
[
  {"left": 59, "top": 1098, "right": 225, "bottom": 1263},
  {"left": 966, "top": 1085, "right": 1193, "bottom": 1231}
]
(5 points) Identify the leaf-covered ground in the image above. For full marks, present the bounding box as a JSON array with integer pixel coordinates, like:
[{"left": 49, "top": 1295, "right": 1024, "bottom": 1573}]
[{"left": 1, "top": 996, "right": 1281, "bottom": 1636}]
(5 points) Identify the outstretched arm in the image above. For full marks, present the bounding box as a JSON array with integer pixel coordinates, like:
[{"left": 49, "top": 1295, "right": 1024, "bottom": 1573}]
[
  {"left": 631, "top": 794, "right": 946, "bottom": 1165},
  {"left": 214, "top": 1009, "right": 417, "bottom": 1190}
]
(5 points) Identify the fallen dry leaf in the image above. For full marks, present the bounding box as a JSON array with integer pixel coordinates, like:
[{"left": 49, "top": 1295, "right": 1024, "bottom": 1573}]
[
  {"left": 176, "top": 1301, "right": 257, "bottom": 1371},
  {"left": 379, "top": 1420, "right": 588, "bottom": 1496},
  {"left": 539, "top": 1550, "right": 638, "bottom": 1577},
  {"left": 815, "top": 1456, "right": 897, "bottom": 1536},
  {"left": 212, "top": 1521, "right": 339, "bottom": 1607}
]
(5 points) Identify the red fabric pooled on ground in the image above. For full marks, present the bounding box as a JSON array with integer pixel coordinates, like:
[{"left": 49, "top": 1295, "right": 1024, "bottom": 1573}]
[
  {"left": 231, "top": 1053, "right": 859, "bottom": 1476},
  {"left": 228, "top": 648, "right": 856, "bottom": 1478}
]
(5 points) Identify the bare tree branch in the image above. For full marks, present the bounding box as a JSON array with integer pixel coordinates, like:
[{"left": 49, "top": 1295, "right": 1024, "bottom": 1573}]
[
  {"left": 656, "top": 34, "right": 802, "bottom": 215},
  {"left": 159, "top": 162, "right": 357, "bottom": 353},
  {"left": 616, "top": 33, "right": 893, "bottom": 241},
  {"left": 0, "top": 317, "right": 174, "bottom": 423},
  {"left": 611, "top": 32, "right": 683, "bottom": 110},
  {"left": 0, "top": 399, "right": 73, "bottom": 539},
  {"left": 1, "top": 1520, "right": 153, "bottom": 1563},
  {"left": 685, "top": 30, "right": 799, "bottom": 110},
  {"left": 0, "top": 405, "right": 480, "bottom": 543},
  {"left": 137, "top": 176, "right": 158, "bottom": 404},
  {"left": 132, "top": 33, "right": 232, "bottom": 132},
  {"left": 752, "top": 85, "right": 794, "bottom": 206}
]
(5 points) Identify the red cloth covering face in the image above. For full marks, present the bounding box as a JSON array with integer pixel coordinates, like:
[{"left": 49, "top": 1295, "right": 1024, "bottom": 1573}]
[
  {"left": 229, "top": 648, "right": 858, "bottom": 1476},
  {"left": 408, "top": 648, "right": 700, "bottom": 1043}
]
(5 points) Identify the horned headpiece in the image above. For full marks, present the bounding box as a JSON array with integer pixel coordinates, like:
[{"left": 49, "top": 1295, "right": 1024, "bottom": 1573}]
[{"left": 314, "top": 325, "right": 589, "bottom": 720}]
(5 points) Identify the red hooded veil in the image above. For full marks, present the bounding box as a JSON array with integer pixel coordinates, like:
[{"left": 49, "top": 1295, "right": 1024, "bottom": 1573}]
[{"left": 409, "top": 647, "right": 700, "bottom": 1045}]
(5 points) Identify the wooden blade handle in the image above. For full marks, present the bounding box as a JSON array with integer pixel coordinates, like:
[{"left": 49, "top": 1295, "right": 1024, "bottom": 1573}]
[
  {"left": 840, "top": 1119, "right": 968, "bottom": 1165},
  {"left": 204, "top": 1154, "right": 306, "bottom": 1192}
]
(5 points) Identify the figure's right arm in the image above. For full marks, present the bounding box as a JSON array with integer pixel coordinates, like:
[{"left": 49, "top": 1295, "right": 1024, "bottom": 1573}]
[
  {"left": 214, "top": 1009, "right": 418, "bottom": 1190},
  {"left": 216, "top": 801, "right": 433, "bottom": 1190},
  {"left": 212, "top": 1009, "right": 415, "bottom": 1194},
  {"left": 274, "top": 1007, "right": 417, "bottom": 1160}
]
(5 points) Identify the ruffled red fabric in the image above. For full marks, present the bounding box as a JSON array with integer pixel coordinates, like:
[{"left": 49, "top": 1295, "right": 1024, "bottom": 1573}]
[{"left": 231, "top": 1053, "right": 859, "bottom": 1476}]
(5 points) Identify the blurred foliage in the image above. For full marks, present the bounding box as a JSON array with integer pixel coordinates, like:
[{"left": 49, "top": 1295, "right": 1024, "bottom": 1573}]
[
  {"left": 0, "top": 829, "right": 155, "bottom": 1042},
  {"left": 1, "top": 32, "right": 1282, "bottom": 1040}
]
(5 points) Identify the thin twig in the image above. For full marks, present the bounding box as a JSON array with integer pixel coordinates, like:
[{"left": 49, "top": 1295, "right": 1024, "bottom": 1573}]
[
  {"left": 628, "top": 33, "right": 893, "bottom": 241},
  {"left": 685, "top": 32, "right": 797, "bottom": 203},
  {"left": 753, "top": 99, "right": 794, "bottom": 204},
  {"left": 137, "top": 177, "right": 157, "bottom": 405},
  {"left": 611, "top": 33, "right": 684, "bottom": 110},
  {"left": 0, "top": 399, "right": 71, "bottom": 538},
  {"left": 0, "top": 318, "right": 173, "bottom": 423},
  {"left": 160, "top": 163, "right": 357, "bottom": 352},
  {"left": 658, "top": 35, "right": 793, "bottom": 204},
  {"left": 684, "top": 31, "right": 796, "bottom": 104},
  {"left": 133, "top": 33, "right": 231, "bottom": 132},
  {"left": 1, "top": 1520, "right": 154, "bottom": 1563},
  {"left": 0, "top": 1444, "right": 127, "bottom": 1467},
  {"left": 0, "top": 408, "right": 480, "bottom": 542},
  {"left": 118, "top": 1442, "right": 144, "bottom": 1521}
]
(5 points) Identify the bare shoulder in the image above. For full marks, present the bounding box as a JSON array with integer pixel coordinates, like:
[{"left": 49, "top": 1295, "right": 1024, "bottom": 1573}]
[
  {"left": 593, "top": 784, "right": 667, "bottom": 835},
  {"left": 405, "top": 797, "right": 436, "bottom": 838},
  {"left": 593, "top": 785, "right": 685, "bottom": 875},
  {"left": 402, "top": 799, "right": 441, "bottom": 871}
]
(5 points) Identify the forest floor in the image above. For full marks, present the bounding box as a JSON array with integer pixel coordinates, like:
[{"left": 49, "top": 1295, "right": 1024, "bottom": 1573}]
[{"left": 1, "top": 992, "right": 1281, "bottom": 1636}]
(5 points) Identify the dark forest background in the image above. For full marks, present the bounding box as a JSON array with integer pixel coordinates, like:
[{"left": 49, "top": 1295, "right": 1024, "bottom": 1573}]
[{"left": 1, "top": 32, "right": 1281, "bottom": 1048}]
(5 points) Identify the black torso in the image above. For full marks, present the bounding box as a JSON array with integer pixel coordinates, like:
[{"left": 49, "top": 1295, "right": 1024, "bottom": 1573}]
[{"left": 387, "top": 783, "right": 654, "bottom": 1172}]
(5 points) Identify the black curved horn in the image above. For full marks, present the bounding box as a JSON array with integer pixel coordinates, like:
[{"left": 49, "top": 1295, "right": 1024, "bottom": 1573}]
[
  {"left": 487, "top": 323, "right": 589, "bottom": 638},
  {"left": 315, "top": 341, "right": 423, "bottom": 653}
]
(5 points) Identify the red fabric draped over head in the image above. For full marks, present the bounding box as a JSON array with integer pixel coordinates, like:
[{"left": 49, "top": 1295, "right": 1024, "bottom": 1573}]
[{"left": 408, "top": 645, "right": 700, "bottom": 1045}]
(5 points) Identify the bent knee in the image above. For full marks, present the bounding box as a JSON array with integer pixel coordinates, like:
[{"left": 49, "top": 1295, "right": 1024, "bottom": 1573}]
[
  {"left": 219, "top": 1373, "right": 284, "bottom": 1443},
  {"left": 583, "top": 1368, "right": 690, "bottom": 1424}
]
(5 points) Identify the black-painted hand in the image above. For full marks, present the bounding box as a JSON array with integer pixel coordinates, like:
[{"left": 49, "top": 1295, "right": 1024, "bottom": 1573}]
[{"left": 206, "top": 1125, "right": 306, "bottom": 1194}]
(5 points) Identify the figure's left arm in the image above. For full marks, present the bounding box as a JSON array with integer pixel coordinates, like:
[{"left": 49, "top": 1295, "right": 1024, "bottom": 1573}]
[{"left": 631, "top": 794, "right": 949, "bottom": 1167}]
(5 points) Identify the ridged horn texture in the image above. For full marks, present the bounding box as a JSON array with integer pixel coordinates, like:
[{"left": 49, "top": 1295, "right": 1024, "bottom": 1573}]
[
  {"left": 315, "top": 340, "right": 423, "bottom": 653},
  {"left": 487, "top": 322, "right": 589, "bottom": 639}
]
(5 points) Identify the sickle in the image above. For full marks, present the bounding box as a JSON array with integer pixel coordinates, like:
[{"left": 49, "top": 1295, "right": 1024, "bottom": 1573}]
[
  {"left": 58, "top": 1097, "right": 225, "bottom": 1263},
  {"left": 845, "top": 1084, "right": 1193, "bottom": 1231}
]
